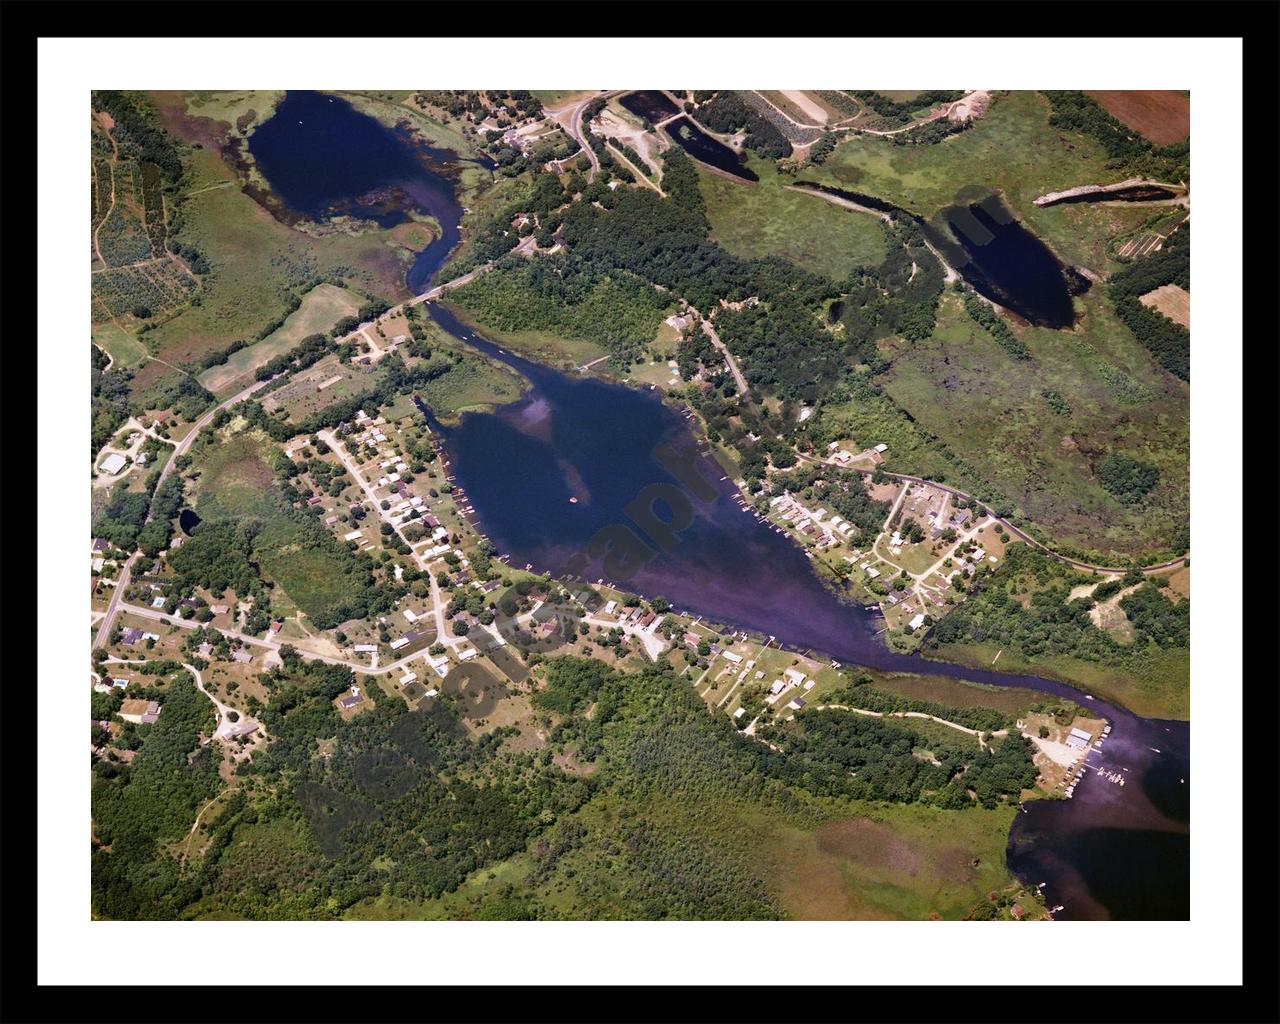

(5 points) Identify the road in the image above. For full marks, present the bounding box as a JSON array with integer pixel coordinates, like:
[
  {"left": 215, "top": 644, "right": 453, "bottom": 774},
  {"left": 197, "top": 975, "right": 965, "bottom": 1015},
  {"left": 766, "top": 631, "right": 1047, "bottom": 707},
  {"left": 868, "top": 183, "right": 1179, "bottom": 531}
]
[
  {"left": 794, "top": 451, "right": 1188, "bottom": 576},
  {"left": 700, "top": 318, "right": 750, "bottom": 398},
  {"left": 319, "top": 428, "right": 464, "bottom": 653},
  {"left": 93, "top": 376, "right": 273, "bottom": 652}
]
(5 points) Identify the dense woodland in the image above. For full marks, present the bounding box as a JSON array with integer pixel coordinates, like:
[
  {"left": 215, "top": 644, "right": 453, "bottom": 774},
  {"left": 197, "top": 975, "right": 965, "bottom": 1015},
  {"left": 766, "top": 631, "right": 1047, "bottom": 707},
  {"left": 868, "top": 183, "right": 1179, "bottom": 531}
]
[
  {"left": 929, "top": 545, "right": 1189, "bottom": 667},
  {"left": 1107, "top": 226, "right": 1190, "bottom": 381}
]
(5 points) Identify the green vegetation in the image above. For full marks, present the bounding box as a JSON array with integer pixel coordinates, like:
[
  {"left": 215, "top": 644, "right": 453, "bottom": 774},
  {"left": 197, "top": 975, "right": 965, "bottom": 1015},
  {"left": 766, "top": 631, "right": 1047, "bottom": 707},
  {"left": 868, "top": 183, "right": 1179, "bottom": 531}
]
[
  {"left": 1096, "top": 453, "right": 1160, "bottom": 504},
  {"left": 447, "top": 254, "right": 674, "bottom": 370},
  {"left": 1043, "top": 91, "right": 1190, "bottom": 183},
  {"left": 699, "top": 160, "right": 887, "bottom": 283},
  {"left": 185, "top": 432, "right": 390, "bottom": 629},
  {"left": 927, "top": 544, "right": 1189, "bottom": 718},
  {"left": 94, "top": 654, "right": 1040, "bottom": 920},
  {"left": 851, "top": 90, "right": 965, "bottom": 125},
  {"left": 766, "top": 464, "right": 889, "bottom": 544},
  {"left": 692, "top": 91, "right": 791, "bottom": 159},
  {"left": 961, "top": 288, "right": 1030, "bottom": 360},
  {"left": 1107, "top": 227, "right": 1190, "bottom": 380}
]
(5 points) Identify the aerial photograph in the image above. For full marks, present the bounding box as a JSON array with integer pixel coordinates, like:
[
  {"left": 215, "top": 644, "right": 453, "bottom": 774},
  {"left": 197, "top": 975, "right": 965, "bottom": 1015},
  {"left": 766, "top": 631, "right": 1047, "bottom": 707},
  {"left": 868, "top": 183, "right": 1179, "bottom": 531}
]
[{"left": 88, "top": 86, "right": 1191, "bottom": 923}]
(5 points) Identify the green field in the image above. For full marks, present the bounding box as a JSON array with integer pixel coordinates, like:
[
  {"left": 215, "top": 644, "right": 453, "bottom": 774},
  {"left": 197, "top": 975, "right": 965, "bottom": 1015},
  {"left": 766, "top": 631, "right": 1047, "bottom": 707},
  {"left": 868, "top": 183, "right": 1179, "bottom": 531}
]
[
  {"left": 700, "top": 158, "right": 888, "bottom": 282},
  {"left": 927, "top": 642, "right": 1189, "bottom": 721},
  {"left": 92, "top": 322, "right": 149, "bottom": 368},
  {"left": 878, "top": 290, "right": 1188, "bottom": 561},
  {"left": 415, "top": 354, "right": 528, "bottom": 424},
  {"left": 198, "top": 283, "right": 367, "bottom": 395}
]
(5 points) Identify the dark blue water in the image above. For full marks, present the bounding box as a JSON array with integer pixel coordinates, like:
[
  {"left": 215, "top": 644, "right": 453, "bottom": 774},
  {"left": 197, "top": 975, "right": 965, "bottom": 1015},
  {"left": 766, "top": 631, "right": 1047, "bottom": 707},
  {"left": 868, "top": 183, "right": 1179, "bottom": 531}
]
[
  {"left": 662, "top": 116, "right": 758, "bottom": 182},
  {"left": 248, "top": 92, "right": 1188, "bottom": 920},
  {"left": 178, "top": 508, "right": 201, "bottom": 536},
  {"left": 792, "top": 183, "right": 1079, "bottom": 328},
  {"left": 619, "top": 90, "right": 681, "bottom": 124},
  {"left": 247, "top": 90, "right": 466, "bottom": 294},
  {"left": 926, "top": 195, "right": 1078, "bottom": 327}
]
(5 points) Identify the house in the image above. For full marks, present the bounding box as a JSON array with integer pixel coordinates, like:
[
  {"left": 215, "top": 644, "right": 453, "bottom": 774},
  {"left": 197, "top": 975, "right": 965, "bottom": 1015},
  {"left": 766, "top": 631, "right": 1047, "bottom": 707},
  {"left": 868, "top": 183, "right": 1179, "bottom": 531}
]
[
  {"left": 734, "top": 708, "right": 747, "bottom": 719},
  {"left": 232, "top": 648, "right": 255, "bottom": 664},
  {"left": 1065, "top": 727, "right": 1092, "bottom": 750},
  {"left": 268, "top": 622, "right": 283, "bottom": 637},
  {"left": 339, "top": 694, "right": 362, "bottom": 710},
  {"left": 121, "top": 628, "right": 144, "bottom": 645},
  {"left": 118, "top": 699, "right": 161, "bottom": 725},
  {"left": 864, "top": 566, "right": 881, "bottom": 580},
  {"left": 197, "top": 642, "right": 213, "bottom": 658},
  {"left": 908, "top": 613, "right": 926, "bottom": 630},
  {"left": 389, "top": 637, "right": 410, "bottom": 651},
  {"left": 787, "top": 698, "right": 806, "bottom": 711},
  {"left": 873, "top": 443, "right": 888, "bottom": 453},
  {"left": 404, "top": 609, "right": 418, "bottom": 624},
  {"left": 768, "top": 680, "right": 786, "bottom": 695},
  {"left": 783, "top": 667, "right": 806, "bottom": 686},
  {"left": 722, "top": 651, "right": 743, "bottom": 665},
  {"left": 638, "top": 612, "right": 656, "bottom": 628},
  {"left": 99, "top": 452, "right": 127, "bottom": 475},
  {"left": 399, "top": 672, "right": 418, "bottom": 686},
  {"left": 353, "top": 644, "right": 378, "bottom": 653},
  {"left": 802, "top": 679, "right": 816, "bottom": 691},
  {"left": 92, "top": 538, "right": 109, "bottom": 554}
]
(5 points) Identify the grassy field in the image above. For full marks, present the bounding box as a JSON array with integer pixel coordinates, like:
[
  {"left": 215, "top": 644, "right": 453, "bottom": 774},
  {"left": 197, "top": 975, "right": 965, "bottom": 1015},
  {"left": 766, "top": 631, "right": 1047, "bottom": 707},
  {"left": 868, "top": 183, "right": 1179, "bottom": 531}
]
[
  {"left": 810, "top": 91, "right": 1164, "bottom": 274},
  {"left": 260, "top": 354, "right": 384, "bottom": 422},
  {"left": 927, "top": 642, "right": 1189, "bottom": 721},
  {"left": 92, "top": 321, "right": 149, "bottom": 367},
  {"left": 193, "top": 430, "right": 370, "bottom": 623},
  {"left": 700, "top": 158, "right": 888, "bottom": 282},
  {"left": 877, "top": 290, "right": 1188, "bottom": 561},
  {"left": 198, "top": 283, "right": 366, "bottom": 395},
  {"left": 142, "top": 146, "right": 410, "bottom": 369}
]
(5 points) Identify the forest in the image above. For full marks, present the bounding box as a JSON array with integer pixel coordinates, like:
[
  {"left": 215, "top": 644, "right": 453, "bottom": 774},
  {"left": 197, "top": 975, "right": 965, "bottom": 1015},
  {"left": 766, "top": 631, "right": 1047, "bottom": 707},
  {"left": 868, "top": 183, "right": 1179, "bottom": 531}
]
[
  {"left": 1107, "top": 226, "right": 1190, "bottom": 381},
  {"left": 690, "top": 91, "right": 792, "bottom": 159},
  {"left": 928, "top": 545, "right": 1189, "bottom": 667}
]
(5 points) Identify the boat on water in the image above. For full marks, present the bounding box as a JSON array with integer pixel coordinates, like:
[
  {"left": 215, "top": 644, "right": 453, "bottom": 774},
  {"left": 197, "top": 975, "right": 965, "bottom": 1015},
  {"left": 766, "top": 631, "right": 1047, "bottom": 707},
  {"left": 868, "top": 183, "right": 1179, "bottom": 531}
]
[{"left": 568, "top": 496, "right": 578, "bottom": 504}]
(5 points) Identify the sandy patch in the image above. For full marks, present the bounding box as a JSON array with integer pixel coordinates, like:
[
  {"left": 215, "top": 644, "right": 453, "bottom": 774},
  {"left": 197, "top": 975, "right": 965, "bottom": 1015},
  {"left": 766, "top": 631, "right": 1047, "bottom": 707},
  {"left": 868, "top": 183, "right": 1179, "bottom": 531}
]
[
  {"left": 781, "top": 91, "right": 829, "bottom": 125},
  {"left": 1139, "top": 283, "right": 1189, "bottom": 328}
]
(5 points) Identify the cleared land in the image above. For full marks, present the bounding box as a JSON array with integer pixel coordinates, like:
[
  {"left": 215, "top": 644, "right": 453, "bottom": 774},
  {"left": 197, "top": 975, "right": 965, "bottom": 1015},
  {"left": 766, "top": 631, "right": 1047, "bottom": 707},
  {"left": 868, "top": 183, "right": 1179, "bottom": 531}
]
[
  {"left": 197, "top": 283, "right": 366, "bottom": 395},
  {"left": 700, "top": 159, "right": 887, "bottom": 283},
  {"left": 1139, "top": 283, "right": 1190, "bottom": 329},
  {"left": 1084, "top": 90, "right": 1190, "bottom": 146}
]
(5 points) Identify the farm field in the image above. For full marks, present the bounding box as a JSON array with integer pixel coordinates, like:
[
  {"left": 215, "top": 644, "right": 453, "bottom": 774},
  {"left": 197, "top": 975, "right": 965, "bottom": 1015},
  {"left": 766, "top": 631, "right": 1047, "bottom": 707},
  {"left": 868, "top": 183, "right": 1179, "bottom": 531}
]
[
  {"left": 1139, "top": 283, "right": 1190, "bottom": 329},
  {"left": 198, "top": 283, "right": 366, "bottom": 395},
  {"left": 1084, "top": 90, "right": 1190, "bottom": 146},
  {"left": 878, "top": 290, "right": 1188, "bottom": 562},
  {"left": 700, "top": 158, "right": 888, "bottom": 283}
]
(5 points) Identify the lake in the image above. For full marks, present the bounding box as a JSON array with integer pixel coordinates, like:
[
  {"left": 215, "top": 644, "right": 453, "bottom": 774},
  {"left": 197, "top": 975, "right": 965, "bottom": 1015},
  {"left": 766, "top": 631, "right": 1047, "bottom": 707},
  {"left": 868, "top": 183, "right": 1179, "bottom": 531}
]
[
  {"left": 247, "top": 90, "right": 468, "bottom": 294},
  {"left": 662, "top": 116, "right": 758, "bottom": 182},
  {"left": 248, "top": 90, "right": 1189, "bottom": 920},
  {"left": 793, "top": 183, "right": 1081, "bottom": 328},
  {"left": 618, "top": 90, "right": 681, "bottom": 124},
  {"left": 924, "top": 194, "right": 1080, "bottom": 327}
]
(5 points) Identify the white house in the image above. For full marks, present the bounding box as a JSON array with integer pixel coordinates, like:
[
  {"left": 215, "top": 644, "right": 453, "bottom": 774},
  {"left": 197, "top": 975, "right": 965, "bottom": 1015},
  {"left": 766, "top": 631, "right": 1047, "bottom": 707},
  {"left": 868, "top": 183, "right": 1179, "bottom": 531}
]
[{"left": 99, "top": 453, "right": 127, "bottom": 475}]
